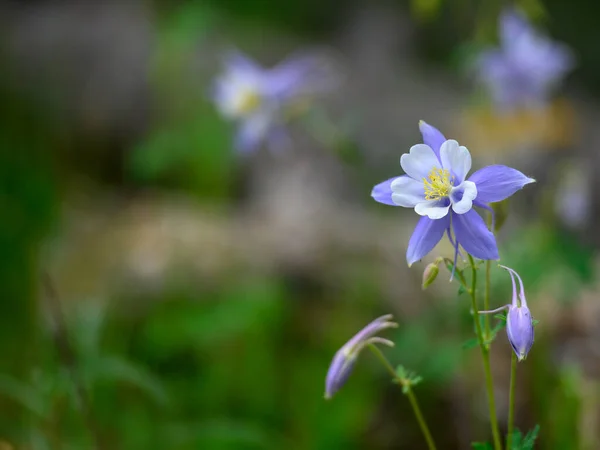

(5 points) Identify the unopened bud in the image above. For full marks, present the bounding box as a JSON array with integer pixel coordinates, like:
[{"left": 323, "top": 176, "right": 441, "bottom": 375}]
[
  {"left": 422, "top": 257, "right": 443, "bottom": 290},
  {"left": 501, "top": 265, "right": 534, "bottom": 361},
  {"left": 325, "top": 315, "right": 397, "bottom": 399},
  {"left": 506, "top": 303, "right": 534, "bottom": 361}
]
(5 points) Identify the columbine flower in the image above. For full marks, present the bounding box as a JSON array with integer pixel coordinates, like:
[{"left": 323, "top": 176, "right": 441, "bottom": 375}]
[
  {"left": 371, "top": 121, "right": 535, "bottom": 266},
  {"left": 212, "top": 50, "right": 335, "bottom": 153},
  {"left": 325, "top": 314, "right": 397, "bottom": 399},
  {"left": 480, "top": 265, "right": 534, "bottom": 361},
  {"left": 474, "top": 8, "right": 574, "bottom": 111}
]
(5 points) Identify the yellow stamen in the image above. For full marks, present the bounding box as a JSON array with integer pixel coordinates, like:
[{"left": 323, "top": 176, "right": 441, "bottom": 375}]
[
  {"left": 423, "top": 167, "right": 453, "bottom": 200},
  {"left": 235, "top": 89, "right": 261, "bottom": 114}
]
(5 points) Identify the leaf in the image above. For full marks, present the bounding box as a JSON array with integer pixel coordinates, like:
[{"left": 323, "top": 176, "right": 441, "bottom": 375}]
[
  {"left": 91, "top": 355, "right": 168, "bottom": 406},
  {"left": 0, "top": 374, "right": 45, "bottom": 417},
  {"left": 462, "top": 338, "right": 479, "bottom": 350},
  {"left": 458, "top": 284, "right": 466, "bottom": 296},
  {"left": 521, "top": 425, "right": 540, "bottom": 450},
  {"left": 471, "top": 442, "right": 493, "bottom": 450},
  {"left": 509, "top": 425, "right": 540, "bottom": 450}
]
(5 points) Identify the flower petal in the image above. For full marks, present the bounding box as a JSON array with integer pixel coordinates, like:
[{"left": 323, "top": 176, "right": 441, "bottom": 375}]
[
  {"left": 419, "top": 120, "right": 446, "bottom": 159},
  {"left": 406, "top": 215, "right": 450, "bottom": 266},
  {"left": 468, "top": 165, "right": 535, "bottom": 203},
  {"left": 400, "top": 144, "right": 439, "bottom": 181},
  {"left": 452, "top": 210, "right": 499, "bottom": 260},
  {"left": 415, "top": 198, "right": 451, "bottom": 219},
  {"left": 234, "top": 114, "right": 271, "bottom": 153},
  {"left": 440, "top": 140, "right": 472, "bottom": 183},
  {"left": 371, "top": 177, "right": 401, "bottom": 206},
  {"left": 451, "top": 181, "right": 478, "bottom": 214},
  {"left": 390, "top": 176, "right": 425, "bottom": 207}
]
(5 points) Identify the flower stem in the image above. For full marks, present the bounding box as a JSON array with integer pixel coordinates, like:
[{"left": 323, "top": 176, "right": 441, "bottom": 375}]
[
  {"left": 368, "top": 344, "right": 437, "bottom": 450},
  {"left": 484, "top": 260, "right": 491, "bottom": 339},
  {"left": 506, "top": 353, "right": 517, "bottom": 450},
  {"left": 468, "top": 255, "right": 502, "bottom": 450}
]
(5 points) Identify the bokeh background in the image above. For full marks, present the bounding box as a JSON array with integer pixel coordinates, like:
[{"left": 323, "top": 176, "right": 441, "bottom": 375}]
[{"left": 1, "top": 0, "right": 599, "bottom": 448}]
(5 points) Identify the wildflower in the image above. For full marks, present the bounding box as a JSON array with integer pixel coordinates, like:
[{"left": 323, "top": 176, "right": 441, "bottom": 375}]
[
  {"left": 371, "top": 121, "right": 535, "bottom": 266},
  {"left": 212, "top": 50, "right": 335, "bottom": 153},
  {"left": 474, "top": 8, "right": 574, "bottom": 111},
  {"left": 480, "top": 265, "right": 534, "bottom": 361},
  {"left": 325, "top": 315, "right": 397, "bottom": 399}
]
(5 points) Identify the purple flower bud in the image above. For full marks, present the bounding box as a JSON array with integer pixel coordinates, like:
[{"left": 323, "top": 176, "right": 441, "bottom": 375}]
[
  {"left": 501, "top": 265, "right": 534, "bottom": 361},
  {"left": 324, "top": 315, "right": 397, "bottom": 399}
]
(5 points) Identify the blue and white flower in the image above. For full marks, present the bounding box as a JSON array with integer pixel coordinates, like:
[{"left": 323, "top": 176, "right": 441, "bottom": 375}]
[
  {"left": 212, "top": 50, "right": 335, "bottom": 154},
  {"left": 372, "top": 121, "right": 535, "bottom": 266},
  {"left": 475, "top": 8, "right": 574, "bottom": 111}
]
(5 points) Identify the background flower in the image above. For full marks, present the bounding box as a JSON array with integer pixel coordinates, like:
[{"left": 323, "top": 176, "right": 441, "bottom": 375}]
[
  {"left": 474, "top": 8, "right": 574, "bottom": 111},
  {"left": 212, "top": 50, "right": 337, "bottom": 153}
]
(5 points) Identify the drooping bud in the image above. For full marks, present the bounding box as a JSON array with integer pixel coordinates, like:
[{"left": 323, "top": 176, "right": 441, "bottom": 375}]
[
  {"left": 500, "top": 265, "right": 534, "bottom": 361},
  {"left": 422, "top": 257, "right": 443, "bottom": 290},
  {"left": 324, "top": 314, "right": 398, "bottom": 399}
]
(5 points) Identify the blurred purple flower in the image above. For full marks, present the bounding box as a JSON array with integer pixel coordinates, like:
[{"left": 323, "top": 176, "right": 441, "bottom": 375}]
[
  {"left": 480, "top": 265, "right": 534, "bottom": 361},
  {"left": 325, "top": 314, "right": 397, "bottom": 399},
  {"left": 475, "top": 9, "right": 574, "bottom": 111},
  {"left": 212, "top": 50, "right": 336, "bottom": 154},
  {"left": 371, "top": 121, "right": 535, "bottom": 266}
]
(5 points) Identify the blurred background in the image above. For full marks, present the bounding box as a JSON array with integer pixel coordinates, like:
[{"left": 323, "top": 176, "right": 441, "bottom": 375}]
[{"left": 0, "top": 0, "right": 599, "bottom": 448}]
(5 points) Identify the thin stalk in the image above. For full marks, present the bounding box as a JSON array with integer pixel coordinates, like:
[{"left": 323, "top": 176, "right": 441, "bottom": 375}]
[
  {"left": 506, "top": 353, "right": 517, "bottom": 450},
  {"left": 484, "top": 260, "right": 491, "bottom": 340},
  {"left": 368, "top": 345, "right": 437, "bottom": 450},
  {"left": 42, "top": 273, "right": 101, "bottom": 449},
  {"left": 468, "top": 255, "right": 502, "bottom": 450}
]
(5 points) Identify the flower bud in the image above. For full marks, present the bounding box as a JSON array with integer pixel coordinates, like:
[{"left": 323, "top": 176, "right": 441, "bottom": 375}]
[
  {"left": 325, "top": 314, "right": 397, "bottom": 399},
  {"left": 422, "top": 260, "right": 441, "bottom": 290},
  {"left": 501, "top": 265, "right": 534, "bottom": 361},
  {"left": 506, "top": 303, "right": 534, "bottom": 361}
]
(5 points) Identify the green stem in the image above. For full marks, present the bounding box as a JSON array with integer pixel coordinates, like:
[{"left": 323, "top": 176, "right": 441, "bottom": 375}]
[
  {"left": 468, "top": 255, "right": 502, "bottom": 450},
  {"left": 506, "top": 353, "right": 517, "bottom": 450},
  {"left": 368, "top": 345, "right": 437, "bottom": 450},
  {"left": 484, "top": 260, "right": 491, "bottom": 339}
]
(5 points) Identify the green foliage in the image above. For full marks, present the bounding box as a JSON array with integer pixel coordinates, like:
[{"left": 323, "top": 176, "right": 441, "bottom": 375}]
[
  {"left": 471, "top": 442, "right": 493, "bottom": 450},
  {"left": 395, "top": 366, "right": 423, "bottom": 393},
  {"left": 509, "top": 425, "right": 541, "bottom": 450}
]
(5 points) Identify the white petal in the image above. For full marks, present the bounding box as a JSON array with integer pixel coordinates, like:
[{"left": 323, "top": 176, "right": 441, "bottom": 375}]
[
  {"left": 400, "top": 144, "right": 439, "bottom": 181},
  {"left": 440, "top": 140, "right": 472, "bottom": 183},
  {"left": 415, "top": 200, "right": 451, "bottom": 220},
  {"left": 390, "top": 177, "right": 425, "bottom": 207},
  {"left": 451, "top": 181, "right": 478, "bottom": 214}
]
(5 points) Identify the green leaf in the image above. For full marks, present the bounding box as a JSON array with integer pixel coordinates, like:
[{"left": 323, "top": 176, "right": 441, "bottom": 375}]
[
  {"left": 462, "top": 337, "right": 479, "bottom": 350},
  {"left": 458, "top": 284, "right": 466, "bottom": 296},
  {"left": 471, "top": 442, "right": 493, "bottom": 450},
  {"left": 509, "top": 425, "right": 540, "bottom": 450},
  {"left": 521, "top": 425, "right": 540, "bottom": 449},
  {"left": 91, "top": 356, "right": 168, "bottom": 406},
  {"left": 0, "top": 374, "right": 45, "bottom": 416}
]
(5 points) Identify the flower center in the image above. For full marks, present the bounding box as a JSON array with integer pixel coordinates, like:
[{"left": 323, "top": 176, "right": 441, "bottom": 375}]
[
  {"left": 234, "top": 88, "right": 262, "bottom": 115},
  {"left": 423, "top": 167, "right": 453, "bottom": 200}
]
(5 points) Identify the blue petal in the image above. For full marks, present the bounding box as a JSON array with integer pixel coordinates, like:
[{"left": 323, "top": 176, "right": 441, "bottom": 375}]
[
  {"left": 419, "top": 120, "right": 446, "bottom": 160},
  {"left": 468, "top": 165, "right": 535, "bottom": 204},
  {"left": 506, "top": 305, "right": 534, "bottom": 361},
  {"left": 452, "top": 210, "right": 499, "bottom": 260},
  {"left": 324, "top": 350, "right": 355, "bottom": 399},
  {"left": 371, "top": 177, "right": 401, "bottom": 206},
  {"left": 406, "top": 215, "right": 450, "bottom": 266}
]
